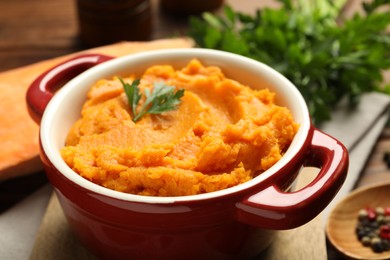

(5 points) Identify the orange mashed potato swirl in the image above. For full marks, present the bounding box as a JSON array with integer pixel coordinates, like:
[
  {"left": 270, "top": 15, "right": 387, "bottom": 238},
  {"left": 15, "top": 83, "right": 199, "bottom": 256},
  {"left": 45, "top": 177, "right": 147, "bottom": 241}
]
[{"left": 61, "top": 59, "right": 299, "bottom": 196}]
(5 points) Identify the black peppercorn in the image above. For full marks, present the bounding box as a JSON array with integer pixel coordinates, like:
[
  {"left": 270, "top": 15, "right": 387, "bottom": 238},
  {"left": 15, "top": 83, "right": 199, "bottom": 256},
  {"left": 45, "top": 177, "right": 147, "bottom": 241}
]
[{"left": 371, "top": 237, "right": 384, "bottom": 253}]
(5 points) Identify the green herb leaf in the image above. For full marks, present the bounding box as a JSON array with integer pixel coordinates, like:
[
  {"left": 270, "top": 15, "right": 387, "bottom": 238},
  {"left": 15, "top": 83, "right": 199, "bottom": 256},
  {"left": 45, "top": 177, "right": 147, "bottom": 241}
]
[
  {"left": 120, "top": 78, "right": 185, "bottom": 122},
  {"left": 121, "top": 78, "right": 141, "bottom": 117}
]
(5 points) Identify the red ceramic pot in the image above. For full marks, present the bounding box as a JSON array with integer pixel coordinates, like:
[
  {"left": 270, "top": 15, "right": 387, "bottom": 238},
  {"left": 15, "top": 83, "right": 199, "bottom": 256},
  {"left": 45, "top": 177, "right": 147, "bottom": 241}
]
[{"left": 26, "top": 49, "right": 348, "bottom": 259}]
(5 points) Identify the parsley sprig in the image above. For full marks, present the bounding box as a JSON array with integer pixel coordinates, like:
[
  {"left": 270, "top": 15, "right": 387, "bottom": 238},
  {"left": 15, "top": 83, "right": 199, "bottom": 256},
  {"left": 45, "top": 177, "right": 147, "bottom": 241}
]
[
  {"left": 120, "top": 78, "right": 185, "bottom": 122},
  {"left": 188, "top": 0, "right": 390, "bottom": 125}
]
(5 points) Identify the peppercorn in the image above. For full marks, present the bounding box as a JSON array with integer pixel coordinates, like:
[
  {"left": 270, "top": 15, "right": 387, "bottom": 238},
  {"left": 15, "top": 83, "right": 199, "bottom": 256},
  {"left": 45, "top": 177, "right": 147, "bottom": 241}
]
[
  {"left": 380, "top": 225, "right": 390, "bottom": 240},
  {"left": 355, "top": 206, "right": 390, "bottom": 253},
  {"left": 376, "top": 207, "right": 385, "bottom": 216},
  {"left": 385, "top": 207, "right": 390, "bottom": 216},
  {"left": 377, "top": 215, "right": 385, "bottom": 225},
  {"left": 371, "top": 238, "right": 385, "bottom": 253},
  {"left": 367, "top": 207, "right": 377, "bottom": 221},
  {"left": 356, "top": 227, "right": 368, "bottom": 240},
  {"left": 383, "top": 239, "right": 390, "bottom": 251},
  {"left": 361, "top": 236, "right": 371, "bottom": 246},
  {"left": 358, "top": 209, "right": 368, "bottom": 221}
]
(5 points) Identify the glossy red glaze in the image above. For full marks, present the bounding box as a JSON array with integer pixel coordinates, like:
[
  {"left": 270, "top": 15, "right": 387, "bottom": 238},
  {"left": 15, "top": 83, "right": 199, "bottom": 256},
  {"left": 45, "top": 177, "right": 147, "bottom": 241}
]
[
  {"left": 237, "top": 129, "right": 349, "bottom": 229},
  {"left": 27, "top": 51, "right": 349, "bottom": 259},
  {"left": 26, "top": 54, "right": 113, "bottom": 124}
]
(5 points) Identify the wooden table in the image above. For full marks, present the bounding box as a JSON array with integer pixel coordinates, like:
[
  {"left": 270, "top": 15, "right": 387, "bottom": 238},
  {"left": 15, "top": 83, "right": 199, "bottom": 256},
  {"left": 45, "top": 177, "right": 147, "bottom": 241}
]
[{"left": 1, "top": 0, "right": 389, "bottom": 259}]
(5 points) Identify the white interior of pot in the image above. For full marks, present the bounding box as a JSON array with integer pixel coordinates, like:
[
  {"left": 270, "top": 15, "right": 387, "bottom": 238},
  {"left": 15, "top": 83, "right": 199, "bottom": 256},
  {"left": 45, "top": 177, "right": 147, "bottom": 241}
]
[{"left": 40, "top": 48, "right": 311, "bottom": 203}]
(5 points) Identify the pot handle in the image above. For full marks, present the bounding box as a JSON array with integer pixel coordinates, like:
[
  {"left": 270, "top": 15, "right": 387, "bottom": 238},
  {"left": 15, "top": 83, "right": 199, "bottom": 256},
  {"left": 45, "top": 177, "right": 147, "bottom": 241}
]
[
  {"left": 236, "top": 128, "right": 349, "bottom": 230},
  {"left": 26, "top": 54, "right": 114, "bottom": 124}
]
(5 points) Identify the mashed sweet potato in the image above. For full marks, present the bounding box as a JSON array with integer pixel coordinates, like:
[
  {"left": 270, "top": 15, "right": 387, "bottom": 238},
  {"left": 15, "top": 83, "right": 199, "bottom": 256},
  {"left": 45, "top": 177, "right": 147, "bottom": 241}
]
[{"left": 61, "top": 59, "right": 299, "bottom": 196}]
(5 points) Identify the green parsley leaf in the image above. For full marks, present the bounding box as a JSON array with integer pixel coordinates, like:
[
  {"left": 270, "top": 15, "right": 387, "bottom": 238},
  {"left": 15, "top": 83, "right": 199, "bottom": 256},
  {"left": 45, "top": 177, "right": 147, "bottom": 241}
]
[
  {"left": 120, "top": 78, "right": 141, "bottom": 117},
  {"left": 120, "top": 78, "right": 185, "bottom": 122}
]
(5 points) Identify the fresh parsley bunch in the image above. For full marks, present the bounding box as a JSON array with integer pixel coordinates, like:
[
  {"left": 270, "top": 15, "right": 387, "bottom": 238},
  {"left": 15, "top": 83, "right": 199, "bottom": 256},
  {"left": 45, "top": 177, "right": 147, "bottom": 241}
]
[{"left": 189, "top": 0, "right": 390, "bottom": 125}]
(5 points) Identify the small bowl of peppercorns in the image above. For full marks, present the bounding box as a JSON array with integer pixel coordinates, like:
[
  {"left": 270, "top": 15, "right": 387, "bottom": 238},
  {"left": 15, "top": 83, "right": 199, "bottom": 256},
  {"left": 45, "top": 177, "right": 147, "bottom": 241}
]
[{"left": 326, "top": 182, "right": 390, "bottom": 259}]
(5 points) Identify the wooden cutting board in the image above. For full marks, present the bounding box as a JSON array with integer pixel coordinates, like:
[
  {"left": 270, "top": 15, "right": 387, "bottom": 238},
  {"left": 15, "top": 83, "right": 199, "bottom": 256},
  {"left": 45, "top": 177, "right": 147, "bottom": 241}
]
[
  {"left": 0, "top": 38, "right": 193, "bottom": 182},
  {"left": 30, "top": 168, "right": 327, "bottom": 259}
]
